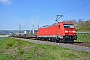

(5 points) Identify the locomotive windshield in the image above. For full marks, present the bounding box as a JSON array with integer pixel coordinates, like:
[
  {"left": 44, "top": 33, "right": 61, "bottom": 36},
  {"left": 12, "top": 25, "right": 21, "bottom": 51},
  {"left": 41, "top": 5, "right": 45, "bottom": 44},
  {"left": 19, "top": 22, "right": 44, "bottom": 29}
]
[{"left": 64, "top": 24, "right": 74, "bottom": 28}]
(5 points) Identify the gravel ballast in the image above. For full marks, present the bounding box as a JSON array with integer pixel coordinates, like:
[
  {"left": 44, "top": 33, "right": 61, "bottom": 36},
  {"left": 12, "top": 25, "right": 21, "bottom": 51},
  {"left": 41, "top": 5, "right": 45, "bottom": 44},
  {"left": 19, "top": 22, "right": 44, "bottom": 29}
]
[{"left": 16, "top": 38, "right": 90, "bottom": 52}]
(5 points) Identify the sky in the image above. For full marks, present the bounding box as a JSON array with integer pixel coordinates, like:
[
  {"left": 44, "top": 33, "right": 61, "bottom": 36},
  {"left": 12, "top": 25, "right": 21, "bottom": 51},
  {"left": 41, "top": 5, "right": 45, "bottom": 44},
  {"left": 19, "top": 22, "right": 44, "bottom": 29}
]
[{"left": 0, "top": 0, "right": 90, "bottom": 30}]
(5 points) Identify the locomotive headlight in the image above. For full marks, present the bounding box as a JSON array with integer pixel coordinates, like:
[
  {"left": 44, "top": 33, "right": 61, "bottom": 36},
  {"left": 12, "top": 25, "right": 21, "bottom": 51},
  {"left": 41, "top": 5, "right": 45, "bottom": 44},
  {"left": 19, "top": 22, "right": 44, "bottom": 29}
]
[
  {"left": 65, "top": 31, "right": 68, "bottom": 33},
  {"left": 72, "top": 31, "right": 76, "bottom": 33}
]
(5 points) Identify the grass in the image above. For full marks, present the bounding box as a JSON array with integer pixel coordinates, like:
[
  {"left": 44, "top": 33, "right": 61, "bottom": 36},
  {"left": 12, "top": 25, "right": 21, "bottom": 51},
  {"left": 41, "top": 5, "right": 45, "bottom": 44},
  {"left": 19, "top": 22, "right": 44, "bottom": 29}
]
[
  {"left": 0, "top": 37, "right": 90, "bottom": 60},
  {"left": 75, "top": 34, "right": 90, "bottom": 42}
]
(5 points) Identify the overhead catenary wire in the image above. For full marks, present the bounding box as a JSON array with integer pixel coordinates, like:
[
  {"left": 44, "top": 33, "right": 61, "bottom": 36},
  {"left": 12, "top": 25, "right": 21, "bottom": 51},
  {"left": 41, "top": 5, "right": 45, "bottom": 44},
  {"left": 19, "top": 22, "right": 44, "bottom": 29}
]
[
  {"left": 18, "top": 1, "right": 89, "bottom": 29},
  {"left": 84, "top": 0, "right": 86, "bottom": 6},
  {"left": 63, "top": 2, "right": 90, "bottom": 14},
  {"left": 63, "top": 0, "right": 86, "bottom": 14},
  {"left": 37, "top": 0, "right": 90, "bottom": 27},
  {"left": 71, "top": 12, "right": 90, "bottom": 19},
  {"left": 62, "top": 0, "right": 90, "bottom": 20},
  {"left": 43, "top": 1, "right": 90, "bottom": 23},
  {"left": 37, "top": 15, "right": 56, "bottom": 26}
]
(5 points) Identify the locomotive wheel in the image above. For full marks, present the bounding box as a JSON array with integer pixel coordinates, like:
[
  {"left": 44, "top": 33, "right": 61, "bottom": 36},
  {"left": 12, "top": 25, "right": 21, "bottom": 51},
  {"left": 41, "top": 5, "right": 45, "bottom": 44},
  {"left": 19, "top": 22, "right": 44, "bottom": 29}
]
[
  {"left": 69, "top": 40, "right": 74, "bottom": 43},
  {"left": 62, "top": 39, "right": 74, "bottom": 43},
  {"left": 59, "top": 39, "right": 63, "bottom": 43},
  {"left": 56, "top": 40, "right": 60, "bottom": 43},
  {"left": 50, "top": 38, "right": 53, "bottom": 42},
  {"left": 42, "top": 38, "right": 45, "bottom": 41}
]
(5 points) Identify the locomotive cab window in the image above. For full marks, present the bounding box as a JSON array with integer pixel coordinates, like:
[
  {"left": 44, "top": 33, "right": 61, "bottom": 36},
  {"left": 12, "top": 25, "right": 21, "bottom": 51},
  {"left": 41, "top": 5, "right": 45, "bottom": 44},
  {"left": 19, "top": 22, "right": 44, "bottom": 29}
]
[
  {"left": 64, "top": 24, "right": 74, "bottom": 28},
  {"left": 58, "top": 25, "right": 60, "bottom": 29}
]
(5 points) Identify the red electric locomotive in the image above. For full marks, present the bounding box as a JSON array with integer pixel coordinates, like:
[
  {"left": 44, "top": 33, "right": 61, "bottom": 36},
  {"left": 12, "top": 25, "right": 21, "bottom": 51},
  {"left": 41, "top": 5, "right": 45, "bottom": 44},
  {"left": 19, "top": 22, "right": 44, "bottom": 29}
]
[{"left": 37, "top": 22, "right": 77, "bottom": 42}]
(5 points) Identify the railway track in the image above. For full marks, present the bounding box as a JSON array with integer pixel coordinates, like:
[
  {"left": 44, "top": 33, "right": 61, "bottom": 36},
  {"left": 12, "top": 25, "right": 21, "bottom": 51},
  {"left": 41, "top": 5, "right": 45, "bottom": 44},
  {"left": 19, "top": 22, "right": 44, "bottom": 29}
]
[
  {"left": 70, "top": 42, "right": 90, "bottom": 47},
  {"left": 29, "top": 38, "right": 90, "bottom": 48},
  {"left": 61, "top": 42, "right": 90, "bottom": 48},
  {"left": 14, "top": 37, "right": 90, "bottom": 52}
]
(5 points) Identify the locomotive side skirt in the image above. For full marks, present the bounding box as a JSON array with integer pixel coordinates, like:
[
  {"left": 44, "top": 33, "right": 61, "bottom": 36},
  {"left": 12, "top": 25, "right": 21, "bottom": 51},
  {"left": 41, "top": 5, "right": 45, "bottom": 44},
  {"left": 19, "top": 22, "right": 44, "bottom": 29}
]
[{"left": 37, "top": 35, "right": 63, "bottom": 39}]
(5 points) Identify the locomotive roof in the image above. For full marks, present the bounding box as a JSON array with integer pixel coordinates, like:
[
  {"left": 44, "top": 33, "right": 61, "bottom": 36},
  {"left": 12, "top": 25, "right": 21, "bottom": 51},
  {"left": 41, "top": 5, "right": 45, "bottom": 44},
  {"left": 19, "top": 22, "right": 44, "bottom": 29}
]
[
  {"left": 41, "top": 22, "right": 74, "bottom": 28},
  {"left": 58, "top": 22, "right": 74, "bottom": 24}
]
